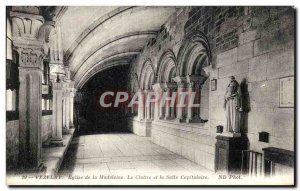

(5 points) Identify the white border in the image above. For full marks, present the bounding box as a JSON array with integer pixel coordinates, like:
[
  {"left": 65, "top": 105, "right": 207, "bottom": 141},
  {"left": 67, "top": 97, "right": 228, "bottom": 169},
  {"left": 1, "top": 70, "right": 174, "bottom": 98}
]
[{"left": 0, "top": 1, "right": 299, "bottom": 190}]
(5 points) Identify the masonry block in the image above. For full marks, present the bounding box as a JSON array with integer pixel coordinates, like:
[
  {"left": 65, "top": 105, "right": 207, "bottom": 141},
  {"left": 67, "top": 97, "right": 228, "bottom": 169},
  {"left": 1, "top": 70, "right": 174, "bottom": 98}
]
[
  {"left": 218, "top": 60, "right": 248, "bottom": 78},
  {"left": 248, "top": 53, "right": 268, "bottom": 82},
  {"left": 267, "top": 48, "right": 294, "bottom": 80},
  {"left": 273, "top": 108, "right": 294, "bottom": 138},
  {"left": 216, "top": 47, "right": 238, "bottom": 68},
  {"left": 238, "top": 41, "right": 254, "bottom": 61},
  {"left": 239, "top": 30, "right": 257, "bottom": 45},
  {"left": 250, "top": 79, "right": 279, "bottom": 108}
]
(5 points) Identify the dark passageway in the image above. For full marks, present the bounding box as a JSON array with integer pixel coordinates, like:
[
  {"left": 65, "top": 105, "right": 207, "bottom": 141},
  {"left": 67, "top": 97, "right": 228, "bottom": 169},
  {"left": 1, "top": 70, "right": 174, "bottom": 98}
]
[{"left": 75, "top": 65, "right": 130, "bottom": 135}]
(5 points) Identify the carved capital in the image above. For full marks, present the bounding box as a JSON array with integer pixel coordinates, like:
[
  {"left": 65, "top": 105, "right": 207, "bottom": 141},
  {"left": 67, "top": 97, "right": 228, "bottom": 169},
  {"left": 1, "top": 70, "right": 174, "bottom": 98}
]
[
  {"left": 70, "top": 90, "right": 76, "bottom": 98},
  {"left": 188, "top": 81, "right": 195, "bottom": 89},
  {"left": 16, "top": 46, "right": 44, "bottom": 69},
  {"left": 10, "top": 11, "right": 44, "bottom": 40},
  {"left": 52, "top": 82, "right": 63, "bottom": 91},
  {"left": 152, "top": 83, "right": 163, "bottom": 92},
  {"left": 177, "top": 82, "right": 186, "bottom": 89},
  {"left": 164, "top": 82, "right": 177, "bottom": 89},
  {"left": 202, "top": 65, "right": 212, "bottom": 76},
  {"left": 186, "top": 75, "right": 207, "bottom": 87}
]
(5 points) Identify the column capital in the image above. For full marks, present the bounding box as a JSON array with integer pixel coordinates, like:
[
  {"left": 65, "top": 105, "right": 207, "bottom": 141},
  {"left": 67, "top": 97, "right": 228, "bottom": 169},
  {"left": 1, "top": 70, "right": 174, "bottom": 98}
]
[
  {"left": 163, "top": 82, "right": 177, "bottom": 91},
  {"left": 172, "top": 76, "right": 187, "bottom": 83},
  {"left": 202, "top": 65, "right": 213, "bottom": 76},
  {"left": 16, "top": 46, "right": 45, "bottom": 69},
  {"left": 10, "top": 11, "right": 44, "bottom": 41},
  {"left": 52, "top": 82, "right": 63, "bottom": 91},
  {"left": 10, "top": 10, "right": 46, "bottom": 70},
  {"left": 70, "top": 91, "right": 76, "bottom": 98},
  {"left": 152, "top": 83, "right": 164, "bottom": 92},
  {"left": 186, "top": 75, "right": 207, "bottom": 86},
  {"left": 172, "top": 76, "right": 188, "bottom": 88},
  {"left": 144, "top": 89, "right": 154, "bottom": 93}
]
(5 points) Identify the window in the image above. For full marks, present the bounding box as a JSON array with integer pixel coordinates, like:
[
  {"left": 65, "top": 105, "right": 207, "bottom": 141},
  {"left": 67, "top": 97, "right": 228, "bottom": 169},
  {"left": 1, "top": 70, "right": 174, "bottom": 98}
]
[
  {"left": 6, "top": 18, "right": 19, "bottom": 121},
  {"left": 6, "top": 53, "right": 19, "bottom": 121},
  {"left": 42, "top": 61, "right": 53, "bottom": 116}
]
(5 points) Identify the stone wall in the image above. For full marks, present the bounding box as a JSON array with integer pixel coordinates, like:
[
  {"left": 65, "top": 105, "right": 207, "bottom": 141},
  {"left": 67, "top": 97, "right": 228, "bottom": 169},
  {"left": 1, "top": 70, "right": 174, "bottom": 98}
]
[
  {"left": 42, "top": 115, "right": 53, "bottom": 142},
  {"left": 210, "top": 7, "right": 295, "bottom": 152},
  {"left": 6, "top": 120, "right": 19, "bottom": 170},
  {"left": 6, "top": 115, "right": 53, "bottom": 169},
  {"left": 151, "top": 121, "right": 214, "bottom": 170},
  {"left": 128, "top": 6, "right": 295, "bottom": 170},
  {"left": 128, "top": 117, "right": 152, "bottom": 137}
]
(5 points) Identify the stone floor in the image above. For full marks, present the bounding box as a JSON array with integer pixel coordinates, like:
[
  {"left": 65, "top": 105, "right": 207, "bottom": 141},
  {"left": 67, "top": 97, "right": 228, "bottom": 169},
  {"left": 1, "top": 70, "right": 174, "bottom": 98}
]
[{"left": 59, "top": 133, "right": 213, "bottom": 176}]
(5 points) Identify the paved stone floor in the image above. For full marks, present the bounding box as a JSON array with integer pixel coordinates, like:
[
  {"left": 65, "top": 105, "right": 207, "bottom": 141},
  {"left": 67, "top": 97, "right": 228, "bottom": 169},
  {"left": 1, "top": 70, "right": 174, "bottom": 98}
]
[{"left": 59, "top": 133, "right": 213, "bottom": 176}]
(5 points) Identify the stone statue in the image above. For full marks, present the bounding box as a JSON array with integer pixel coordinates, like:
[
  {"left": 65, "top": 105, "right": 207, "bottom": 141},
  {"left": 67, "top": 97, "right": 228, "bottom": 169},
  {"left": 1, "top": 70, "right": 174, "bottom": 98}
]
[{"left": 224, "top": 76, "right": 242, "bottom": 133}]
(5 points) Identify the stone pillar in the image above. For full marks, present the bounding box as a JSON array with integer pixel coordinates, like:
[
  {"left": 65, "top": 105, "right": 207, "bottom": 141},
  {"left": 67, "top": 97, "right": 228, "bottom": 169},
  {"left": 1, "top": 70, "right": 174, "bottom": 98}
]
[
  {"left": 145, "top": 90, "right": 152, "bottom": 120},
  {"left": 63, "top": 89, "right": 70, "bottom": 134},
  {"left": 152, "top": 83, "right": 162, "bottom": 121},
  {"left": 50, "top": 82, "right": 64, "bottom": 146},
  {"left": 146, "top": 103, "right": 151, "bottom": 120},
  {"left": 137, "top": 90, "right": 145, "bottom": 120},
  {"left": 173, "top": 76, "right": 187, "bottom": 122},
  {"left": 62, "top": 88, "right": 66, "bottom": 131},
  {"left": 164, "top": 88, "right": 171, "bottom": 119},
  {"left": 186, "top": 75, "right": 207, "bottom": 123},
  {"left": 164, "top": 83, "right": 177, "bottom": 120},
  {"left": 186, "top": 81, "right": 195, "bottom": 123},
  {"left": 11, "top": 9, "right": 45, "bottom": 169},
  {"left": 69, "top": 89, "right": 75, "bottom": 128}
]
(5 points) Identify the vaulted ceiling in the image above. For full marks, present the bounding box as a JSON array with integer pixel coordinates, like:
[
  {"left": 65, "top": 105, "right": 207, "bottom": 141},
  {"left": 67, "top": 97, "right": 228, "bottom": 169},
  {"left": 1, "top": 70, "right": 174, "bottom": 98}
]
[{"left": 54, "top": 6, "right": 177, "bottom": 89}]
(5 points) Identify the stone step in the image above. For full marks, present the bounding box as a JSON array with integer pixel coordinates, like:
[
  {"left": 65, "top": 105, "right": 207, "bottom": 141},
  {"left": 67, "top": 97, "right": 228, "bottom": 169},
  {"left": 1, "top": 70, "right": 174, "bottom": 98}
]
[{"left": 42, "top": 128, "right": 75, "bottom": 174}]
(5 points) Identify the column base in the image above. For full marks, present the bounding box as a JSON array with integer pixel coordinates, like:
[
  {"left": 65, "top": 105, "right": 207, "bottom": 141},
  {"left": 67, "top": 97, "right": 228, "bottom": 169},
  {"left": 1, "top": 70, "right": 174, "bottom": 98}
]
[
  {"left": 20, "top": 163, "right": 46, "bottom": 173},
  {"left": 175, "top": 117, "right": 186, "bottom": 123},
  {"left": 164, "top": 116, "right": 175, "bottom": 120},
  {"left": 50, "top": 139, "right": 64, "bottom": 147},
  {"left": 63, "top": 127, "right": 71, "bottom": 135},
  {"left": 69, "top": 122, "right": 74, "bottom": 128},
  {"left": 186, "top": 117, "right": 208, "bottom": 123}
]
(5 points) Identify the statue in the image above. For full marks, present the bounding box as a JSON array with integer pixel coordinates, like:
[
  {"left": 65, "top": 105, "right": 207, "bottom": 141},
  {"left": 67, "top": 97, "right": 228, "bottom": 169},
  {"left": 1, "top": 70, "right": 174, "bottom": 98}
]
[{"left": 224, "top": 76, "right": 242, "bottom": 134}]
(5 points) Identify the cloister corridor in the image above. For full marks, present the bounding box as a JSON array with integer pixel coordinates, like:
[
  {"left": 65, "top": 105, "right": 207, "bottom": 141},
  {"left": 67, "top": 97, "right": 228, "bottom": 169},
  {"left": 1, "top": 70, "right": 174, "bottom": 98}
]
[
  {"left": 6, "top": 6, "right": 294, "bottom": 186},
  {"left": 59, "top": 133, "right": 213, "bottom": 176}
]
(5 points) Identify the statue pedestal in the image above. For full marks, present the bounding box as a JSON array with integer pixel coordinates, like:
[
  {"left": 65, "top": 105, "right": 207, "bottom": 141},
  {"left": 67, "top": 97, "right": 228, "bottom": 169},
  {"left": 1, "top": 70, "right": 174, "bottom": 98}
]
[
  {"left": 215, "top": 135, "right": 248, "bottom": 174},
  {"left": 221, "top": 132, "right": 241, "bottom": 137}
]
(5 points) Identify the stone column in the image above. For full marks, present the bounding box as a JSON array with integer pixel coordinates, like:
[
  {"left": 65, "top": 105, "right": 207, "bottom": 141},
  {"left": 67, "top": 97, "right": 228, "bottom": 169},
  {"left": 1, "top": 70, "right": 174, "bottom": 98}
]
[
  {"left": 62, "top": 86, "right": 66, "bottom": 131},
  {"left": 11, "top": 9, "right": 45, "bottom": 169},
  {"left": 50, "top": 82, "right": 64, "bottom": 146},
  {"left": 173, "top": 76, "right": 187, "bottom": 122},
  {"left": 164, "top": 87, "right": 171, "bottom": 120},
  {"left": 69, "top": 89, "right": 75, "bottom": 128},
  {"left": 186, "top": 75, "right": 207, "bottom": 123},
  {"left": 152, "top": 83, "right": 162, "bottom": 121},
  {"left": 137, "top": 90, "right": 145, "bottom": 120},
  {"left": 145, "top": 90, "right": 152, "bottom": 120},
  {"left": 63, "top": 88, "right": 70, "bottom": 134},
  {"left": 186, "top": 81, "right": 195, "bottom": 123},
  {"left": 164, "top": 83, "right": 177, "bottom": 120}
]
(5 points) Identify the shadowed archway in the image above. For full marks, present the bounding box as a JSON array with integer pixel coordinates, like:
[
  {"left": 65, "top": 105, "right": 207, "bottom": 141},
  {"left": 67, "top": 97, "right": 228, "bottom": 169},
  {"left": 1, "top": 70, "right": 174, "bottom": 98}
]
[{"left": 75, "top": 65, "right": 130, "bottom": 134}]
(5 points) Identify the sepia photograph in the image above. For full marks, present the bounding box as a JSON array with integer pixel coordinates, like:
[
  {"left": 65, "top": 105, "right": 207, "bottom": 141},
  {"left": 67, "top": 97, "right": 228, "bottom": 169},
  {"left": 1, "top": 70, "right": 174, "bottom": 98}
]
[{"left": 5, "top": 5, "right": 295, "bottom": 186}]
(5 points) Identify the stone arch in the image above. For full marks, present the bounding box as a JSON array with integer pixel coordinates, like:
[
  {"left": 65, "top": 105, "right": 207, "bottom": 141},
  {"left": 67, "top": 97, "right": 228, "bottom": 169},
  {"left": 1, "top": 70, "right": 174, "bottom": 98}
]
[
  {"left": 139, "top": 59, "right": 155, "bottom": 90},
  {"left": 157, "top": 50, "right": 177, "bottom": 83},
  {"left": 131, "top": 73, "right": 139, "bottom": 93},
  {"left": 176, "top": 31, "right": 211, "bottom": 77}
]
